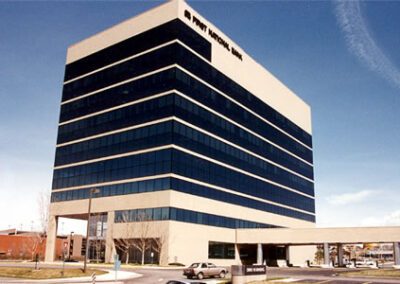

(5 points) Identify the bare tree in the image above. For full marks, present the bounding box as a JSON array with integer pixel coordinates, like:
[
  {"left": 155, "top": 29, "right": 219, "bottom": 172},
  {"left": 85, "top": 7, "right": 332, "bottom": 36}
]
[
  {"left": 114, "top": 211, "right": 169, "bottom": 265},
  {"left": 32, "top": 191, "right": 51, "bottom": 266},
  {"left": 131, "top": 212, "right": 151, "bottom": 265},
  {"left": 114, "top": 212, "right": 135, "bottom": 264},
  {"left": 151, "top": 227, "right": 168, "bottom": 265},
  {"left": 37, "top": 191, "right": 50, "bottom": 234}
]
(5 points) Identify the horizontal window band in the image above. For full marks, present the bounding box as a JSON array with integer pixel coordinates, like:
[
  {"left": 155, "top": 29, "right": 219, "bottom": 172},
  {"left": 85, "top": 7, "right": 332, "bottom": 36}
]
[
  {"left": 53, "top": 143, "right": 313, "bottom": 198},
  {"left": 59, "top": 66, "right": 177, "bottom": 123},
  {"left": 172, "top": 41, "right": 312, "bottom": 147},
  {"left": 64, "top": 40, "right": 180, "bottom": 85},
  {"left": 175, "top": 65, "right": 312, "bottom": 152},
  {"left": 59, "top": 61, "right": 312, "bottom": 162},
  {"left": 56, "top": 93, "right": 176, "bottom": 144},
  {"left": 51, "top": 148, "right": 315, "bottom": 213},
  {"left": 170, "top": 174, "right": 315, "bottom": 215},
  {"left": 62, "top": 44, "right": 181, "bottom": 103},
  {"left": 58, "top": 88, "right": 312, "bottom": 167},
  {"left": 173, "top": 118, "right": 314, "bottom": 181},
  {"left": 55, "top": 117, "right": 313, "bottom": 181},
  {"left": 50, "top": 177, "right": 315, "bottom": 222},
  {"left": 59, "top": 91, "right": 173, "bottom": 126},
  {"left": 172, "top": 145, "right": 314, "bottom": 198},
  {"left": 50, "top": 173, "right": 315, "bottom": 216},
  {"left": 54, "top": 144, "right": 172, "bottom": 170},
  {"left": 61, "top": 65, "right": 177, "bottom": 105},
  {"left": 57, "top": 117, "right": 174, "bottom": 147},
  {"left": 64, "top": 37, "right": 311, "bottom": 148},
  {"left": 62, "top": 57, "right": 311, "bottom": 154},
  {"left": 64, "top": 19, "right": 211, "bottom": 81},
  {"left": 173, "top": 89, "right": 313, "bottom": 166},
  {"left": 114, "top": 206, "right": 281, "bottom": 229}
]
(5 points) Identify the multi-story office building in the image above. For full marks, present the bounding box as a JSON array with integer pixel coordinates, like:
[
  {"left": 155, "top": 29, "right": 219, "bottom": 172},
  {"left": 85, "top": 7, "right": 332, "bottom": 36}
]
[{"left": 45, "top": 0, "right": 315, "bottom": 265}]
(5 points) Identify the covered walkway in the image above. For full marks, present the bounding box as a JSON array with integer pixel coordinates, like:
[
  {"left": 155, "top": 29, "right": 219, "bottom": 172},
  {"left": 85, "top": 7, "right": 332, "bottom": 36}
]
[{"left": 235, "top": 226, "right": 400, "bottom": 267}]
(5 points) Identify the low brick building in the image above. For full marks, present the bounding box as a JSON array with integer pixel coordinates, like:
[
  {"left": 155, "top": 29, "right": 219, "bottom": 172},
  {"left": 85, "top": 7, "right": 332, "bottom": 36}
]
[{"left": 0, "top": 229, "right": 82, "bottom": 261}]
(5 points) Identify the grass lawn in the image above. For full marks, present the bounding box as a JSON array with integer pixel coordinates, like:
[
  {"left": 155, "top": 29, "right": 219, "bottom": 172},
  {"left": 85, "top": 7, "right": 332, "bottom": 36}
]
[
  {"left": 340, "top": 269, "right": 400, "bottom": 278},
  {"left": 0, "top": 267, "right": 107, "bottom": 279}
]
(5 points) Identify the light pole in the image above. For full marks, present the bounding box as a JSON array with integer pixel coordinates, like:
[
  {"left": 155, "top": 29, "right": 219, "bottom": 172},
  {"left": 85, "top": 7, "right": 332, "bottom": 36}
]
[
  {"left": 83, "top": 188, "right": 100, "bottom": 273},
  {"left": 68, "top": 231, "right": 74, "bottom": 261}
]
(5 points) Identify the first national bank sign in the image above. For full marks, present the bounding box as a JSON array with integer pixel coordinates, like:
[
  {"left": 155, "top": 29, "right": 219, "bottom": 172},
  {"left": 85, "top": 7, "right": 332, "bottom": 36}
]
[{"left": 184, "top": 10, "right": 243, "bottom": 61}]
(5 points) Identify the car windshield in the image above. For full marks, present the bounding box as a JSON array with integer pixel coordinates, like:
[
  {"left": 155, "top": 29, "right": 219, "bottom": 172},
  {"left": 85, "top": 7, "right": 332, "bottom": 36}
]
[{"left": 189, "top": 263, "right": 200, "bottom": 268}]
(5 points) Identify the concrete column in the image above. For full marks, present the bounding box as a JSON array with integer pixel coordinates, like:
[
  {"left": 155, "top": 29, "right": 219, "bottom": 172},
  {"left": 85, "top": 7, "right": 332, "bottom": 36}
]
[
  {"left": 234, "top": 244, "right": 241, "bottom": 265},
  {"left": 394, "top": 242, "right": 400, "bottom": 266},
  {"left": 323, "top": 243, "right": 330, "bottom": 266},
  {"left": 44, "top": 215, "right": 58, "bottom": 262},
  {"left": 337, "top": 244, "right": 344, "bottom": 267},
  {"left": 285, "top": 245, "right": 290, "bottom": 266},
  {"left": 105, "top": 211, "right": 116, "bottom": 263},
  {"left": 256, "top": 243, "right": 263, "bottom": 264}
]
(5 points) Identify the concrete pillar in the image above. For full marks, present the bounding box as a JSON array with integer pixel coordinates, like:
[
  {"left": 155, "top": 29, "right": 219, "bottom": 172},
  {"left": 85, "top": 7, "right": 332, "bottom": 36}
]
[
  {"left": 256, "top": 243, "right": 263, "bottom": 264},
  {"left": 337, "top": 244, "right": 344, "bottom": 267},
  {"left": 234, "top": 244, "right": 241, "bottom": 265},
  {"left": 285, "top": 245, "right": 289, "bottom": 260},
  {"left": 285, "top": 245, "right": 290, "bottom": 266},
  {"left": 323, "top": 243, "right": 330, "bottom": 266},
  {"left": 44, "top": 215, "right": 58, "bottom": 262},
  {"left": 105, "top": 211, "right": 116, "bottom": 263},
  {"left": 394, "top": 242, "right": 400, "bottom": 266}
]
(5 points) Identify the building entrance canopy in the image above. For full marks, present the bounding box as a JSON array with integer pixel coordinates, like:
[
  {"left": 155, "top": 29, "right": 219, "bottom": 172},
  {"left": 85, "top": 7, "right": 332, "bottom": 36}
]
[{"left": 236, "top": 226, "right": 400, "bottom": 245}]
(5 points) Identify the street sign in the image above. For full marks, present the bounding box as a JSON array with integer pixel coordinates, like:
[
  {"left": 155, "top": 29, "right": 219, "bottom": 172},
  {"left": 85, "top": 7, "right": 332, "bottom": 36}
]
[
  {"left": 114, "top": 260, "right": 121, "bottom": 270},
  {"left": 114, "top": 259, "right": 121, "bottom": 282}
]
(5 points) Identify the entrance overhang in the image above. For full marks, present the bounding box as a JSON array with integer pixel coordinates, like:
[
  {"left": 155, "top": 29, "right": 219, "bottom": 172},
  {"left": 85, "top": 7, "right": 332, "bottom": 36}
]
[{"left": 236, "top": 226, "right": 400, "bottom": 245}]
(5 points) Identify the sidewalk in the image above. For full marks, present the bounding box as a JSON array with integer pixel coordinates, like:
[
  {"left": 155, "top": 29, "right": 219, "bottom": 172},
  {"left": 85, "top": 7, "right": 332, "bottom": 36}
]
[{"left": 0, "top": 270, "right": 142, "bottom": 284}]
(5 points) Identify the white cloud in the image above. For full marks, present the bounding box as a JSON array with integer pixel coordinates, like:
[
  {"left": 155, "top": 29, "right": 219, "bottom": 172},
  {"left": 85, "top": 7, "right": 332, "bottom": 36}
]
[
  {"left": 334, "top": 1, "right": 400, "bottom": 88},
  {"left": 361, "top": 210, "right": 400, "bottom": 227},
  {"left": 327, "top": 189, "right": 375, "bottom": 205}
]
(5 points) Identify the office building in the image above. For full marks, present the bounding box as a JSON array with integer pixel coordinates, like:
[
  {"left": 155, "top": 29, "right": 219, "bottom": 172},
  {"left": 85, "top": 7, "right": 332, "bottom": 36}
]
[{"left": 45, "top": 0, "right": 316, "bottom": 265}]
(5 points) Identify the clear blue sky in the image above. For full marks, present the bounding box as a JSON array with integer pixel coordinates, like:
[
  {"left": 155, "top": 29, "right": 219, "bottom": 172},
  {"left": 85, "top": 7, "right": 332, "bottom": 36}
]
[{"left": 0, "top": 1, "right": 399, "bottom": 234}]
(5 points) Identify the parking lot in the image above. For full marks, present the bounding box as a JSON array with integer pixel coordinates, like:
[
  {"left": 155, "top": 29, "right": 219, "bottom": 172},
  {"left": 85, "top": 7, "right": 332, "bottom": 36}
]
[{"left": 130, "top": 267, "right": 400, "bottom": 284}]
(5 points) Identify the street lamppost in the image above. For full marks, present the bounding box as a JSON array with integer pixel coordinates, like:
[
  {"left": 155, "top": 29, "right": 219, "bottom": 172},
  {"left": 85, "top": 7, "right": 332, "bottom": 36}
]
[
  {"left": 83, "top": 188, "right": 100, "bottom": 273},
  {"left": 68, "top": 231, "right": 74, "bottom": 261}
]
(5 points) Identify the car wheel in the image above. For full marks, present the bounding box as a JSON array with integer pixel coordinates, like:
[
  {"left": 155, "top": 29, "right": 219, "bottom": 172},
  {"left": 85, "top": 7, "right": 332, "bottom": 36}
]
[
  {"left": 219, "top": 271, "right": 226, "bottom": 278},
  {"left": 197, "top": 272, "right": 204, "bottom": 280}
]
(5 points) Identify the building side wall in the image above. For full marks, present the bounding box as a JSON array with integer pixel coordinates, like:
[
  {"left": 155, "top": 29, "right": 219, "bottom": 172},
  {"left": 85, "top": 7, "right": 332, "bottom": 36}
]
[{"left": 177, "top": 1, "right": 312, "bottom": 133}]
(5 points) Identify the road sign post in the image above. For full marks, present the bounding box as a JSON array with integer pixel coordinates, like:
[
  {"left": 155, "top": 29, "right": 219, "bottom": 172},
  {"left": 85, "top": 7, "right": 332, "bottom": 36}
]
[{"left": 114, "top": 254, "right": 121, "bottom": 282}]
